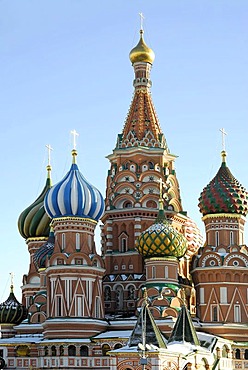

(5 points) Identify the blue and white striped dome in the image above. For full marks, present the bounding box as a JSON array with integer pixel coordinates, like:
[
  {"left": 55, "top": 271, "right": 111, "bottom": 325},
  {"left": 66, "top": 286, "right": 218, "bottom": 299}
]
[{"left": 44, "top": 150, "right": 104, "bottom": 221}]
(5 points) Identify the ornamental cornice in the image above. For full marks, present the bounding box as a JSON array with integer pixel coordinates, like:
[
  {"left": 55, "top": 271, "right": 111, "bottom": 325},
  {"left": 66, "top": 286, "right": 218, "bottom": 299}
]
[
  {"left": 202, "top": 213, "right": 245, "bottom": 221},
  {"left": 51, "top": 217, "right": 97, "bottom": 225}
]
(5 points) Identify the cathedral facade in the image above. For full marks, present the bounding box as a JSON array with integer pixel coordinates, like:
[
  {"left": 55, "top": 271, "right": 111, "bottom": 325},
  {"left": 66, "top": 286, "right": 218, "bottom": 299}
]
[{"left": 0, "top": 25, "right": 247, "bottom": 370}]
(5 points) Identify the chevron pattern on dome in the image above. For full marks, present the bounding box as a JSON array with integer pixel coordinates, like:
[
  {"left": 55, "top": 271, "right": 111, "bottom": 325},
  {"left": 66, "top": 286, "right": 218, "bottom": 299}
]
[
  {"left": 136, "top": 222, "right": 187, "bottom": 258},
  {"left": 199, "top": 154, "right": 248, "bottom": 216}
]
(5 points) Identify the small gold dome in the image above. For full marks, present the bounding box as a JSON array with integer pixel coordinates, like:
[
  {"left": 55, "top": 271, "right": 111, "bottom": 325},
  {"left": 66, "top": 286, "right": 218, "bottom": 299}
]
[{"left": 129, "top": 30, "right": 155, "bottom": 65}]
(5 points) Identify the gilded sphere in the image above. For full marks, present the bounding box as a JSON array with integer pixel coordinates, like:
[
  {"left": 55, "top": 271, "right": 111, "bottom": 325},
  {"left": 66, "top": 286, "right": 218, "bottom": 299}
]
[{"left": 129, "top": 30, "right": 155, "bottom": 65}]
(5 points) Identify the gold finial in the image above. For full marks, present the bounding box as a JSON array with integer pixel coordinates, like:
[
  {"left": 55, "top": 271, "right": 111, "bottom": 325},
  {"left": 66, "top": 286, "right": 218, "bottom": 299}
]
[
  {"left": 219, "top": 128, "right": 227, "bottom": 163},
  {"left": 10, "top": 272, "right": 14, "bottom": 293},
  {"left": 46, "top": 144, "right": 53, "bottom": 178},
  {"left": 71, "top": 130, "right": 79, "bottom": 164},
  {"left": 157, "top": 178, "right": 165, "bottom": 210}
]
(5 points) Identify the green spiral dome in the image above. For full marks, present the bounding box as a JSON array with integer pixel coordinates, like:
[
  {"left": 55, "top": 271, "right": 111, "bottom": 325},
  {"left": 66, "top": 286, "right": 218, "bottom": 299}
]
[{"left": 18, "top": 167, "right": 52, "bottom": 239}]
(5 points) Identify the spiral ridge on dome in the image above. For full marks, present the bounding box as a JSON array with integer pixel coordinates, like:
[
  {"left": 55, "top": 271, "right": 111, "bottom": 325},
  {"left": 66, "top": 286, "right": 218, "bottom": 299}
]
[
  {"left": 33, "top": 230, "right": 55, "bottom": 270},
  {"left": 198, "top": 152, "right": 248, "bottom": 216},
  {"left": 18, "top": 167, "right": 52, "bottom": 239},
  {"left": 0, "top": 286, "right": 27, "bottom": 325},
  {"left": 44, "top": 152, "right": 104, "bottom": 221}
]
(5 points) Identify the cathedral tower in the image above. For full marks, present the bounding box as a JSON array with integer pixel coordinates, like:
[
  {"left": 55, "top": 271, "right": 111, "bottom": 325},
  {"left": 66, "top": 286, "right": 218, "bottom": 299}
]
[
  {"left": 101, "top": 26, "right": 203, "bottom": 316},
  {"left": 192, "top": 148, "right": 248, "bottom": 340}
]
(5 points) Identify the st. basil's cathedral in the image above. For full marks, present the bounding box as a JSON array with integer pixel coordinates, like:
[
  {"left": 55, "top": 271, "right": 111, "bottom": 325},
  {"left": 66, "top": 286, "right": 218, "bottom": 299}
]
[{"left": 0, "top": 22, "right": 247, "bottom": 370}]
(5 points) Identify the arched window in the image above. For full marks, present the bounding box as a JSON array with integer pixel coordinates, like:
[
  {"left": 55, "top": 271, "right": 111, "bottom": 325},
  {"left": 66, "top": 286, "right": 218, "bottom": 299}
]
[
  {"left": 114, "top": 343, "right": 122, "bottom": 350},
  {"left": 127, "top": 285, "right": 135, "bottom": 300},
  {"left": 235, "top": 349, "right": 241, "bottom": 359},
  {"left": 123, "top": 201, "right": 132, "bottom": 208},
  {"left": 80, "top": 345, "right": 89, "bottom": 356},
  {"left": 121, "top": 238, "right": 127, "bottom": 252},
  {"left": 102, "top": 344, "right": 110, "bottom": 356},
  {"left": 51, "top": 345, "right": 56, "bottom": 356},
  {"left": 222, "top": 345, "right": 228, "bottom": 358},
  {"left": 68, "top": 345, "right": 76, "bottom": 356},
  {"left": 245, "top": 349, "right": 248, "bottom": 360},
  {"left": 59, "top": 346, "right": 64, "bottom": 356},
  {"left": 146, "top": 200, "right": 157, "bottom": 208},
  {"left": 115, "top": 286, "right": 124, "bottom": 309},
  {"left": 104, "top": 286, "right": 111, "bottom": 301},
  {"left": 211, "top": 305, "right": 218, "bottom": 322},
  {"left": 44, "top": 346, "right": 48, "bottom": 356}
]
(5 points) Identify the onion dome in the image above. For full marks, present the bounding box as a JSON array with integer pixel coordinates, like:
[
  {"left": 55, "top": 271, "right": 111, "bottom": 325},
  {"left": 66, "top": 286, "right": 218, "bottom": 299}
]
[
  {"left": 18, "top": 165, "right": 52, "bottom": 239},
  {"left": 33, "top": 228, "right": 55, "bottom": 270},
  {"left": 136, "top": 202, "right": 187, "bottom": 258},
  {"left": 44, "top": 149, "right": 105, "bottom": 221},
  {"left": 129, "top": 29, "right": 155, "bottom": 65},
  {"left": 198, "top": 151, "right": 248, "bottom": 216},
  {"left": 184, "top": 217, "right": 204, "bottom": 255},
  {"left": 0, "top": 285, "right": 27, "bottom": 325}
]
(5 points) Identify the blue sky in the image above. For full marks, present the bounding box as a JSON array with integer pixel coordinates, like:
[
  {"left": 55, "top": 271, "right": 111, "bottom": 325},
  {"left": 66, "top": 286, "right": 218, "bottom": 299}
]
[{"left": 1, "top": 0, "right": 248, "bottom": 301}]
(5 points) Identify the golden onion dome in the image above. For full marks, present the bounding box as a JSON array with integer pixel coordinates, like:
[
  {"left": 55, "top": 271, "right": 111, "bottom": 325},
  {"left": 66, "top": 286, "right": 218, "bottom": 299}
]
[{"left": 129, "top": 30, "right": 155, "bottom": 65}]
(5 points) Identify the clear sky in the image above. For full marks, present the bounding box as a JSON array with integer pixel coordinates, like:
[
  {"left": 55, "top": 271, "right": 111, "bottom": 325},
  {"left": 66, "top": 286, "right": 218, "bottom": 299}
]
[{"left": 1, "top": 0, "right": 248, "bottom": 301}]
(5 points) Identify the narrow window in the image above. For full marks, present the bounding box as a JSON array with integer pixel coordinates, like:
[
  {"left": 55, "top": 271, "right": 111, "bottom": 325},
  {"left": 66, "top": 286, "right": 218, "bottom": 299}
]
[
  {"left": 62, "top": 233, "right": 66, "bottom": 250},
  {"left": 121, "top": 238, "right": 127, "bottom": 252},
  {"left": 230, "top": 231, "right": 234, "bottom": 245},
  {"left": 76, "top": 296, "right": 84, "bottom": 316},
  {"left": 95, "top": 296, "right": 101, "bottom": 318},
  {"left": 152, "top": 266, "right": 156, "bottom": 279},
  {"left": 220, "top": 287, "right": 227, "bottom": 304},
  {"left": 76, "top": 233, "right": 80, "bottom": 250},
  {"left": 200, "top": 287, "right": 204, "bottom": 304},
  {"left": 215, "top": 231, "right": 219, "bottom": 247},
  {"left": 56, "top": 296, "right": 62, "bottom": 316},
  {"left": 164, "top": 266, "right": 168, "bottom": 279},
  {"left": 234, "top": 305, "right": 241, "bottom": 322},
  {"left": 211, "top": 305, "right": 218, "bottom": 322}
]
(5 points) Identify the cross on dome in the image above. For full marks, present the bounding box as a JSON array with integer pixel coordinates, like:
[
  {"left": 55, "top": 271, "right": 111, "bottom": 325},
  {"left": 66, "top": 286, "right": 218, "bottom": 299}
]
[
  {"left": 219, "top": 128, "right": 227, "bottom": 151},
  {"left": 45, "top": 144, "right": 53, "bottom": 166},
  {"left": 139, "top": 12, "right": 145, "bottom": 30},
  {"left": 71, "top": 129, "right": 79, "bottom": 150}
]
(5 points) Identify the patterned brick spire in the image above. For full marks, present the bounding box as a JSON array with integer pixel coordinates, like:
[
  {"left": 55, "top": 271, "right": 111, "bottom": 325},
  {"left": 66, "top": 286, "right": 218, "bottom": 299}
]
[{"left": 116, "top": 29, "right": 168, "bottom": 151}]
